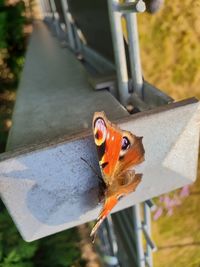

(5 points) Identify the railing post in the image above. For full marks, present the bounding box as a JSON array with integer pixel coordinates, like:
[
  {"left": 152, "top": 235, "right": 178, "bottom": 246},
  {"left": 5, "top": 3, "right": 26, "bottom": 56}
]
[
  {"left": 107, "top": 0, "right": 145, "bottom": 105},
  {"left": 125, "top": 2, "right": 144, "bottom": 97},
  {"left": 107, "top": 0, "right": 129, "bottom": 106},
  {"left": 43, "top": 0, "right": 53, "bottom": 19},
  {"left": 133, "top": 204, "right": 145, "bottom": 267},
  {"left": 49, "top": 0, "right": 56, "bottom": 17},
  {"left": 143, "top": 201, "right": 157, "bottom": 267},
  {"left": 60, "top": 0, "right": 76, "bottom": 50}
]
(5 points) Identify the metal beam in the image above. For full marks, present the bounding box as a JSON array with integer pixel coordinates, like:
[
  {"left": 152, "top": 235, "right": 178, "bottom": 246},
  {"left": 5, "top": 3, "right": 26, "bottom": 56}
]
[{"left": 0, "top": 98, "right": 199, "bottom": 241}]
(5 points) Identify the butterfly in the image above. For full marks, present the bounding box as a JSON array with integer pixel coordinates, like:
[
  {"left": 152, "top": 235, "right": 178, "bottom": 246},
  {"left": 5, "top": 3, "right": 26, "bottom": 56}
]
[{"left": 90, "top": 111, "right": 145, "bottom": 240}]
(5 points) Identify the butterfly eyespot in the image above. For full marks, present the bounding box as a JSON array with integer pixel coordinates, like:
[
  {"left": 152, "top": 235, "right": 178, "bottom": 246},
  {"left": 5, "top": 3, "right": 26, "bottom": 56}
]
[
  {"left": 94, "top": 118, "right": 107, "bottom": 146},
  {"left": 121, "top": 137, "right": 130, "bottom": 150}
]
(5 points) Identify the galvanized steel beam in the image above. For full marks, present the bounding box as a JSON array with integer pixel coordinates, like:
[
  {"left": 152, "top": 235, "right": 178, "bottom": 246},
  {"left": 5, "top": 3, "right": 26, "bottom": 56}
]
[{"left": 0, "top": 98, "right": 199, "bottom": 241}]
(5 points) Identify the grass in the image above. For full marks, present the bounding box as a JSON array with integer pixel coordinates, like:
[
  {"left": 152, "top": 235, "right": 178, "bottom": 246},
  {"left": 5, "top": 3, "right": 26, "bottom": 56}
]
[
  {"left": 152, "top": 164, "right": 200, "bottom": 267},
  {"left": 0, "top": 2, "right": 85, "bottom": 266},
  {"left": 138, "top": 0, "right": 200, "bottom": 101},
  {"left": 0, "top": 203, "right": 85, "bottom": 267},
  {"left": 0, "top": 88, "right": 16, "bottom": 151},
  {"left": 137, "top": 1, "right": 200, "bottom": 266}
]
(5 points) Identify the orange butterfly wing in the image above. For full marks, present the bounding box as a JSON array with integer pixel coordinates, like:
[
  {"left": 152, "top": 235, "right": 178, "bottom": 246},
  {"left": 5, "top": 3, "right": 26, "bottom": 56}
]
[
  {"left": 91, "top": 111, "right": 145, "bottom": 240},
  {"left": 93, "top": 112, "right": 122, "bottom": 185}
]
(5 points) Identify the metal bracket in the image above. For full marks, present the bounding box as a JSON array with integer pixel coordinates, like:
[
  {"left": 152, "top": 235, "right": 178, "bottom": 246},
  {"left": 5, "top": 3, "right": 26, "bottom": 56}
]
[{"left": 113, "top": 0, "right": 146, "bottom": 13}]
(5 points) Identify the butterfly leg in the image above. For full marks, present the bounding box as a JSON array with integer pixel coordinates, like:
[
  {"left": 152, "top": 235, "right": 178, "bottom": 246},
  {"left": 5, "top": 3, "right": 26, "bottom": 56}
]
[
  {"left": 80, "top": 157, "right": 102, "bottom": 180},
  {"left": 80, "top": 157, "right": 106, "bottom": 202}
]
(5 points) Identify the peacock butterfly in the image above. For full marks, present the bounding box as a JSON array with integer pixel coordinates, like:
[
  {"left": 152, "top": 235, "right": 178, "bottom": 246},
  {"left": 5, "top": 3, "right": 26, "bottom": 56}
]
[{"left": 90, "top": 111, "right": 145, "bottom": 240}]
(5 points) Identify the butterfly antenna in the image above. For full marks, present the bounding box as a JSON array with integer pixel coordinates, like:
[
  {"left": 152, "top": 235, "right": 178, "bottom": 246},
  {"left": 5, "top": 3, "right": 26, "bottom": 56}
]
[{"left": 80, "top": 157, "right": 102, "bottom": 181}]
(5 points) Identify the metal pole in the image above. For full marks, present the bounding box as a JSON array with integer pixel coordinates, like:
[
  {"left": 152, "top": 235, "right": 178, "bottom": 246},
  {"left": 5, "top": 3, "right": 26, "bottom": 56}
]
[
  {"left": 143, "top": 203, "right": 153, "bottom": 267},
  {"left": 104, "top": 217, "right": 119, "bottom": 266},
  {"left": 125, "top": 0, "right": 144, "bottom": 98},
  {"left": 113, "top": 1, "right": 146, "bottom": 13},
  {"left": 107, "top": 0, "right": 129, "bottom": 106},
  {"left": 50, "top": 0, "right": 62, "bottom": 37},
  {"left": 73, "top": 25, "right": 83, "bottom": 53},
  {"left": 106, "top": 216, "right": 119, "bottom": 257},
  {"left": 133, "top": 204, "right": 145, "bottom": 267},
  {"left": 49, "top": 0, "right": 56, "bottom": 16},
  {"left": 44, "top": 0, "right": 52, "bottom": 18},
  {"left": 60, "top": 0, "right": 76, "bottom": 50}
]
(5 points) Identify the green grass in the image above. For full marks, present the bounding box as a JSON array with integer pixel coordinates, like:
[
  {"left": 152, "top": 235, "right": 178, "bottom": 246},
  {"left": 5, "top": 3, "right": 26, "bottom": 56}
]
[
  {"left": 137, "top": 1, "right": 200, "bottom": 266},
  {"left": 0, "top": 203, "right": 85, "bottom": 267},
  {"left": 0, "top": 1, "right": 85, "bottom": 266},
  {"left": 152, "top": 172, "right": 200, "bottom": 267},
  {"left": 138, "top": 0, "right": 200, "bottom": 101}
]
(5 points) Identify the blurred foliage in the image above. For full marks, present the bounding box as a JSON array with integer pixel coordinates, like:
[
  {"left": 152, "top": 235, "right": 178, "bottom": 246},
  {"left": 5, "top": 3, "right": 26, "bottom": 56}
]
[
  {"left": 0, "top": 0, "right": 25, "bottom": 151},
  {"left": 0, "top": 0, "right": 25, "bottom": 82},
  {"left": 0, "top": 2, "right": 84, "bottom": 266},
  {"left": 137, "top": 1, "right": 200, "bottom": 266},
  {"left": 152, "top": 162, "right": 200, "bottom": 267},
  {"left": 0, "top": 201, "right": 85, "bottom": 267}
]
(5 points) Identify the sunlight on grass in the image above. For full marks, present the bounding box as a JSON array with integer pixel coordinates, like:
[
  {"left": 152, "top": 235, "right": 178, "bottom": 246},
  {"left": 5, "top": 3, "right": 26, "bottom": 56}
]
[
  {"left": 152, "top": 161, "right": 200, "bottom": 266},
  {"left": 137, "top": 1, "right": 200, "bottom": 266},
  {"left": 138, "top": 0, "right": 200, "bottom": 101}
]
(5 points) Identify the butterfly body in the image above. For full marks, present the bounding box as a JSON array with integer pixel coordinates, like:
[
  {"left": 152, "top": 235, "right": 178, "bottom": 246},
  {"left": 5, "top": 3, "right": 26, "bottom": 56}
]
[{"left": 91, "top": 112, "right": 145, "bottom": 239}]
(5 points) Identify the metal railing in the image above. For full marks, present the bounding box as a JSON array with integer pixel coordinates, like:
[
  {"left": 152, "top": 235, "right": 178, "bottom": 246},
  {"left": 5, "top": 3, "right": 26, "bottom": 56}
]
[
  {"left": 97, "top": 201, "right": 156, "bottom": 267},
  {"left": 38, "top": 0, "right": 158, "bottom": 266}
]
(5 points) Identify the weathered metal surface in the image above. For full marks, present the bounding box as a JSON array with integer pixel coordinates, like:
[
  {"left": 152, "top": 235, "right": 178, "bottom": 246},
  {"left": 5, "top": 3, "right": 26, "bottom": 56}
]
[
  {"left": 6, "top": 21, "right": 128, "bottom": 151},
  {"left": 0, "top": 98, "right": 199, "bottom": 241}
]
